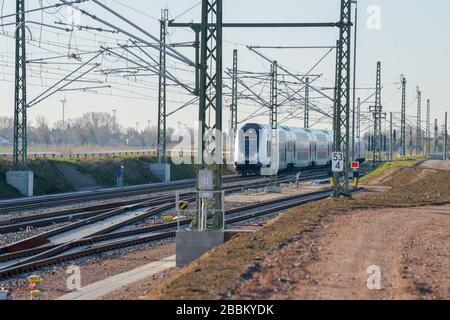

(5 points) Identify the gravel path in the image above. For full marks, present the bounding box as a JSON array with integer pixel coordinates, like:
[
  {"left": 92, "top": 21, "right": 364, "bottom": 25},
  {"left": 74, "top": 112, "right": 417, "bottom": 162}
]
[
  {"left": 235, "top": 206, "right": 450, "bottom": 300},
  {"left": 420, "top": 160, "right": 450, "bottom": 171},
  {"left": 2, "top": 240, "right": 175, "bottom": 300}
]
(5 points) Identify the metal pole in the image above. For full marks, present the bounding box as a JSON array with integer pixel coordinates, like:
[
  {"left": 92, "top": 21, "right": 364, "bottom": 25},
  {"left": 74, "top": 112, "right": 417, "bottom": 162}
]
[
  {"left": 445, "top": 112, "right": 448, "bottom": 161},
  {"left": 157, "top": 9, "right": 168, "bottom": 163},
  {"left": 409, "top": 126, "right": 413, "bottom": 156},
  {"left": 13, "top": 0, "right": 27, "bottom": 170},
  {"left": 389, "top": 112, "right": 393, "bottom": 161},
  {"left": 400, "top": 75, "right": 406, "bottom": 156},
  {"left": 194, "top": 0, "right": 223, "bottom": 230},
  {"left": 194, "top": 27, "right": 201, "bottom": 96},
  {"left": 426, "top": 99, "right": 431, "bottom": 157},
  {"left": 356, "top": 97, "right": 361, "bottom": 158},
  {"left": 332, "top": 40, "right": 340, "bottom": 141},
  {"left": 370, "top": 62, "right": 383, "bottom": 168},
  {"left": 416, "top": 87, "right": 422, "bottom": 155},
  {"left": 351, "top": 2, "right": 358, "bottom": 161},
  {"left": 332, "top": 0, "right": 352, "bottom": 198},
  {"left": 60, "top": 97, "right": 66, "bottom": 146},
  {"left": 434, "top": 118, "right": 439, "bottom": 156},
  {"left": 270, "top": 61, "right": 278, "bottom": 130},
  {"left": 230, "top": 49, "right": 238, "bottom": 132},
  {"left": 304, "top": 77, "right": 310, "bottom": 128}
]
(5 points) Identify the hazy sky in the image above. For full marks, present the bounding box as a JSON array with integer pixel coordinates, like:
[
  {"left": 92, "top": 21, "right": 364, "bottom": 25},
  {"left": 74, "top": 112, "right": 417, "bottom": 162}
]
[{"left": 0, "top": 0, "right": 449, "bottom": 133}]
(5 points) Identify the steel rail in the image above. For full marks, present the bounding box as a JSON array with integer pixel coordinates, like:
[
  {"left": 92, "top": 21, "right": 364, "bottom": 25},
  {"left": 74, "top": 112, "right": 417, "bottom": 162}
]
[
  {"left": 0, "top": 189, "right": 336, "bottom": 279},
  {"left": 0, "top": 170, "right": 330, "bottom": 234}
]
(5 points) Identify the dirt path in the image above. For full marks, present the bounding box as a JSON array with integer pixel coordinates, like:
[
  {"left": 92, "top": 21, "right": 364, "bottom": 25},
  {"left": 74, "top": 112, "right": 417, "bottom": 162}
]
[
  {"left": 421, "top": 160, "right": 450, "bottom": 171},
  {"left": 235, "top": 206, "right": 450, "bottom": 300}
]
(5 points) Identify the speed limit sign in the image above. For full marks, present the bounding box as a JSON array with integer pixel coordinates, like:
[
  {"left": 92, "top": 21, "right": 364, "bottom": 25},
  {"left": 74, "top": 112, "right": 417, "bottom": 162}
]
[{"left": 332, "top": 152, "right": 344, "bottom": 172}]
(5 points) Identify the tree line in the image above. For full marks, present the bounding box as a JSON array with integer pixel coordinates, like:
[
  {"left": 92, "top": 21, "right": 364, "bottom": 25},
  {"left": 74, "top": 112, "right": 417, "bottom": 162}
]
[{"left": 0, "top": 112, "right": 175, "bottom": 147}]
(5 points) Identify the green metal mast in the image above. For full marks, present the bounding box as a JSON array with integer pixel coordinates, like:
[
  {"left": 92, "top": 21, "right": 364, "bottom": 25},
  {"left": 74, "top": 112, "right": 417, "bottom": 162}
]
[
  {"left": 426, "top": 99, "right": 431, "bottom": 156},
  {"left": 13, "top": 0, "right": 27, "bottom": 170},
  {"left": 400, "top": 75, "right": 406, "bottom": 156},
  {"left": 195, "top": 0, "right": 223, "bottom": 230},
  {"left": 230, "top": 49, "right": 238, "bottom": 132},
  {"left": 389, "top": 112, "right": 393, "bottom": 161},
  {"left": 416, "top": 86, "right": 422, "bottom": 155},
  {"left": 304, "top": 77, "right": 310, "bottom": 128},
  {"left": 157, "top": 9, "right": 168, "bottom": 163},
  {"left": 356, "top": 97, "right": 361, "bottom": 142},
  {"left": 270, "top": 61, "right": 278, "bottom": 130},
  {"left": 332, "top": 0, "right": 352, "bottom": 198},
  {"left": 434, "top": 119, "right": 439, "bottom": 155},
  {"left": 445, "top": 112, "right": 448, "bottom": 160},
  {"left": 370, "top": 62, "right": 384, "bottom": 168}
]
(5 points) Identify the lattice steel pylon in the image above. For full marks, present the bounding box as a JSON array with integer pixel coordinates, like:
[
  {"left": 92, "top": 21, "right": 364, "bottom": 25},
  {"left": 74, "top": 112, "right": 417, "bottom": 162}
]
[
  {"left": 426, "top": 99, "right": 431, "bottom": 156},
  {"left": 356, "top": 97, "right": 361, "bottom": 142},
  {"left": 445, "top": 112, "right": 448, "bottom": 160},
  {"left": 13, "top": 0, "right": 27, "bottom": 170},
  {"left": 194, "top": 0, "right": 223, "bottom": 230},
  {"left": 157, "top": 9, "right": 168, "bottom": 163},
  {"left": 400, "top": 75, "right": 406, "bottom": 156},
  {"left": 332, "top": 0, "right": 352, "bottom": 198},
  {"left": 304, "top": 77, "right": 310, "bottom": 128},
  {"left": 230, "top": 49, "right": 238, "bottom": 132},
  {"left": 332, "top": 40, "right": 340, "bottom": 148},
  {"left": 270, "top": 61, "right": 278, "bottom": 130},
  {"left": 434, "top": 119, "right": 439, "bottom": 155},
  {"left": 416, "top": 86, "right": 422, "bottom": 155},
  {"left": 369, "top": 62, "right": 384, "bottom": 168}
]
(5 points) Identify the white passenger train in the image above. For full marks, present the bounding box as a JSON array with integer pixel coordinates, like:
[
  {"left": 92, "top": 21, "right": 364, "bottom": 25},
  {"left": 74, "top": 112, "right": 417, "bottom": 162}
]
[{"left": 234, "top": 123, "right": 364, "bottom": 176}]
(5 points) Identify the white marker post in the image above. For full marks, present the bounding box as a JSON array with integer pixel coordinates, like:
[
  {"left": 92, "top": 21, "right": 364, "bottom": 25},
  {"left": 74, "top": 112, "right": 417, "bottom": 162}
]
[
  {"left": 332, "top": 152, "right": 345, "bottom": 173},
  {"left": 296, "top": 171, "right": 302, "bottom": 189}
]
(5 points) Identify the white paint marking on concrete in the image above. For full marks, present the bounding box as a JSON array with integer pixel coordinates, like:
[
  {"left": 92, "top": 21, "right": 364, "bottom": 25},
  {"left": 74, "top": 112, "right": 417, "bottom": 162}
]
[{"left": 56, "top": 255, "right": 176, "bottom": 300}]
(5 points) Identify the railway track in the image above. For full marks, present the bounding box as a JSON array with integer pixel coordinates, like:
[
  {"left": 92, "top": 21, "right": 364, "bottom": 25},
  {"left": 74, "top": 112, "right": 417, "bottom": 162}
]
[
  {"left": 0, "top": 189, "right": 335, "bottom": 280},
  {"left": 0, "top": 174, "right": 256, "bottom": 214},
  {"left": 0, "top": 167, "right": 331, "bottom": 214},
  {"left": 0, "top": 169, "right": 331, "bottom": 232},
  {"left": 0, "top": 165, "right": 372, "bottom": 280}
]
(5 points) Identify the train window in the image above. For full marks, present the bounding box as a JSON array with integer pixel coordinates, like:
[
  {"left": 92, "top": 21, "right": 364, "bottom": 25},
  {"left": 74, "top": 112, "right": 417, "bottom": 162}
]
[
  {"left": 297, "top": 151, "right": 308, "bottom": 161},
  {"left": 318, "top": 152, "right": 328, "bottom": 159},
  {"left": 245, "top": 137, "right": 250, "bottom": 160}
]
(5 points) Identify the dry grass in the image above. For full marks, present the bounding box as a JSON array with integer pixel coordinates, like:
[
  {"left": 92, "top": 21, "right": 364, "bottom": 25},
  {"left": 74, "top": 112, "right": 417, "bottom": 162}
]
[{"left": 144, "top": 165, "right": 450, "bottom": 300}]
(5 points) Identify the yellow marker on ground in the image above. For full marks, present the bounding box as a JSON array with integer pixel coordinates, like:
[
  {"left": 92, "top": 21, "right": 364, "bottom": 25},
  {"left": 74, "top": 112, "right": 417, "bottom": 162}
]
[
  {"left": 163, "top": 216, "right": 174, "bottom": 221},
  {"left": 30, "top": 290, "right": 42, "bottom": 300},
  {"left": 27, "top": 275, "right": 44, "bottom": 285},
  {"left": 179, "top": 201, "right": 189, "bottom": 210}
]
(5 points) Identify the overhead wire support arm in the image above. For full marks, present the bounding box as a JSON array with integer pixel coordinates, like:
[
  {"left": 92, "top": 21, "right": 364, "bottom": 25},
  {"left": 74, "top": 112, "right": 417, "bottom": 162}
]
[
  {"left": 27, "top": 51, "right": 103, "bottom": 108},
  {"left": 248, "top": 46, "right": 335, "bottom": 102},
  {"left": 58, "top": 0, "right": 196, "bottom": 67},
  {"left": 248, "top": 45, "right": 337, "bottom": 49},
  {"left": 168, "top": 22, "right": 339, "bottom": 29},
  {"left": 0, "top": 0, "right": 86, "bottom": 20}
]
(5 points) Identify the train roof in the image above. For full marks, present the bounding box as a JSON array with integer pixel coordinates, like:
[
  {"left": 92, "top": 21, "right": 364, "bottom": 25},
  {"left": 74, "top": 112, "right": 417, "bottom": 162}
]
[{"left": 240, "top": 123, "right": 332, "bottom": 135}]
